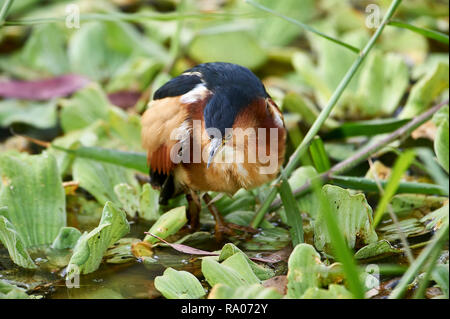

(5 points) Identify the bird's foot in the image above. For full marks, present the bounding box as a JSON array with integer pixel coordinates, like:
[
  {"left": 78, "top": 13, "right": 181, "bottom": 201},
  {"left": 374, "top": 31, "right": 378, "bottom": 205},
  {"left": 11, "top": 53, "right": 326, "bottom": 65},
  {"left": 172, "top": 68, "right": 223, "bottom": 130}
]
[
  {"left": 203, "top": 193, "right": 257, "bottom": 242},
  {"left": 214, "top": 220, "right": 258, "bottom": 242}
]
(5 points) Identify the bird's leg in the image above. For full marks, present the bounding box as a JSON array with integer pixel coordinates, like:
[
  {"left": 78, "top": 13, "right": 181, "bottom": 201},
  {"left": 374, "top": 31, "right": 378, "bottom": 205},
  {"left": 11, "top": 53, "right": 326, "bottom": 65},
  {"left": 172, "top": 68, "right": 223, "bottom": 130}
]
[
  {"left": 202, "top": 193, "right": 258, "bottom": 242},
  {"left": 186, "top": 191, "right": 201, "bottom": 230}
]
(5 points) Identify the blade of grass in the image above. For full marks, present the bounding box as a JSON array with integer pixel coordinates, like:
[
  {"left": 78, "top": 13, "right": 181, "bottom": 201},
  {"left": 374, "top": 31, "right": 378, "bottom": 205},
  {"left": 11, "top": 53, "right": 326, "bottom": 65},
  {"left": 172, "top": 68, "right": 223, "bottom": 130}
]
[
  {"left": 245, "top": 0, "right": 360, "bottom": 53},
  {"left": 4, "top": 11, "right": 254, "bottom": 26},
  {"left": 0, "top": 0, "right": 14, "bottom": 26},
  {"left": 388, "top": 19, "right": 449, "bottom": 45},
  {"left": 278, "top": 171, "right": 304, "bottom": 246},
  {"left": 309, "top": 136, "right": 331, "bottom": 173},
  {"left": 312, "top": 180, "right": 365, "bottom": 299},
  {"left": 251, "top": 0, "right": 404, "bottom": 228},
  {"left": 51, "top": 144, "right": 148, "bottom": 174},
  {"left": 389, "top": 221, "right": 449, "bottom": 299},
  {"left": 323, "top": 118, "right": 410, "bottom": 140},
  {"left": 368, "top": 158, "right": 414, "bottom": 264},
  {"left": 372, "top": 150, "right": 416, "bottom": 228}
]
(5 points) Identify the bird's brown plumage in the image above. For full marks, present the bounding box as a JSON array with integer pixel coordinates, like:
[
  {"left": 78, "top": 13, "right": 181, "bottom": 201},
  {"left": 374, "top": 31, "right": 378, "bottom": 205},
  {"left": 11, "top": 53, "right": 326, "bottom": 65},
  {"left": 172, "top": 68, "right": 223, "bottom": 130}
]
[{"left": 141, "top": 93, "right": 286, "bottom": 196}]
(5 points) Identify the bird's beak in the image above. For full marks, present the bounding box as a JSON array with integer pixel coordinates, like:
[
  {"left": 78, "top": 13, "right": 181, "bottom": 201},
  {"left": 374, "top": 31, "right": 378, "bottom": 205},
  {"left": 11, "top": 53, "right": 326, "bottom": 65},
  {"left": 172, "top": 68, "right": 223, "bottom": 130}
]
[{"left": 207, "top": 137, "right": 225, "bottom": 168}]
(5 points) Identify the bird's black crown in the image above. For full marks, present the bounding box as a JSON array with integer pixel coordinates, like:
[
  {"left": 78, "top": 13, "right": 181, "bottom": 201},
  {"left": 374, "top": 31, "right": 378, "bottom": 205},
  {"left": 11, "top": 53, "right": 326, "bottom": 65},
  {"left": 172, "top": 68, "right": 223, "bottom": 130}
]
[{"left": 154, "top": 62, "right": 269, "bottom": 136}]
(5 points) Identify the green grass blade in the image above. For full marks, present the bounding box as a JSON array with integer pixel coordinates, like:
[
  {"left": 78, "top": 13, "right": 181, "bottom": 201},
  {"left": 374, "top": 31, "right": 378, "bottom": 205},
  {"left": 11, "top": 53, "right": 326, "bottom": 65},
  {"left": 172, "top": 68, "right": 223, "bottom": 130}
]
[
  {"left": 0, "top": 0, "right": 14, "bottom": 26},
  {"left": 372, "top": 150, "right": 416, "bottom": 228},
  {"left": 278, "top": 174, "right": 304, "bottom": 246},
  {"left": 388, "top": 19, "right": 449, "bottom": 45},
  {"left": 309, "top": 136, "right": 331, "bottom": 173},
  {"left": 245, "top": 0, "right": 360, "bottom": 53},
  {"left": 52, "top": 144, "right": 148, "bottom": 173},
  {"left": 323, "top": 118, "right": 410, "bottom": 139}
]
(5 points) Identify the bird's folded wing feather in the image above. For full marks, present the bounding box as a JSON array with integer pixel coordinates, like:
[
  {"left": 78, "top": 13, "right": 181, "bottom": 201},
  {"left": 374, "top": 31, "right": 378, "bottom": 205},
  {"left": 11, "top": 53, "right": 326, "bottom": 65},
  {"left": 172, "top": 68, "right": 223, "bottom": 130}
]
[{"left": 141, "top": 96, "right": 188, "bottom": 175}]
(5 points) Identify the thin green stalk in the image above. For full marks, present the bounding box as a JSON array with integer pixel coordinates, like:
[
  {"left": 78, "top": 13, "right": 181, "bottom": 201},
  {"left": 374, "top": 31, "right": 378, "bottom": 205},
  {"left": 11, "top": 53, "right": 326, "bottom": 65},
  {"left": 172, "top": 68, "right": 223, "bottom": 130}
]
[
  {"left": 4, "top": 11, "right": 251, "bottom": 26},
  {"left": 388, "top": 19, "right": 449, "bottom": 45},
  {"left": 251, "top": 0, "right": 403, "bottom": 228},
  {"left": 245, "top": 0, "right": 360, "bottom": 53},
  {"left": 389, "top": 221, "right": 449, "bottom": 299},
  {"left": 0, "top": 0, "right": 14, "bottom": 26}
]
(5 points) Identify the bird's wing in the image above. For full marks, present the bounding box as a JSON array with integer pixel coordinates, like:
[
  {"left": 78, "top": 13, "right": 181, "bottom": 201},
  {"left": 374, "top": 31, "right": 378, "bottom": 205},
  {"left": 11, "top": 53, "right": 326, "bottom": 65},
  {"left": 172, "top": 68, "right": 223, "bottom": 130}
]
[{"left": 141, "top": 96, "right": 189, "bottom": 175}]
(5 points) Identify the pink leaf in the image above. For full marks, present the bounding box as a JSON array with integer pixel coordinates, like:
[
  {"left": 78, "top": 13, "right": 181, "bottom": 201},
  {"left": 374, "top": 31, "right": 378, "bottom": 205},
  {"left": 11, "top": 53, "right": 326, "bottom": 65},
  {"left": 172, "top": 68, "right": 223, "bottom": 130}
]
[
  {"left": 145, "top": 232, "right": 281, "bottom": 263},
  {"left": 0, "top": 74, "right": 90, "bottom": 100}
]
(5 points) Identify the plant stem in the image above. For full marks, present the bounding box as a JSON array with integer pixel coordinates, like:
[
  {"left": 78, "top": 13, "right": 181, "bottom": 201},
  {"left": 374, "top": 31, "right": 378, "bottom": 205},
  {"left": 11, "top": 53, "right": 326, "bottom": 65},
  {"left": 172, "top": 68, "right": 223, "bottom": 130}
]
[
  {"left": 251, "top": 0, "right": 403, "bottom": 228},
  {"left": 0, "top": 0, "right": 14, "bottom": 26},
  {"left": 245, "top": 0, "right": 360, "bottom": 53},
  {"left": 268, "top": 99, "right": 449, "bottom": 212},
  {"left": 4, "top": 11, "right": 250, "bottom": 26}
]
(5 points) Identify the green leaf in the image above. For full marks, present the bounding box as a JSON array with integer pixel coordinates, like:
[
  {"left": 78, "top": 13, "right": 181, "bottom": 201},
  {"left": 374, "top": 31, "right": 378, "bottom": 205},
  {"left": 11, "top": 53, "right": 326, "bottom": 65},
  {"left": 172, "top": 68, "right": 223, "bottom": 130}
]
[
  {"left": 301, "top": 284, "right": 353, "bottom": 299},
  {"left": 253, "top": 0, "right": 316, "bottom": 47},
  {"left": 287, "top": 166, "right": 320, "bottom": 218},
  {"left": 201, "top": 254, "right": 260, "bottom": 289},
  {"left": 420, "top": 204, "right": 449, "bottom": 232},
  {"left": 432, "top": 264, "right": 449, "bottom": 298},
  {"left": 354, "top": 240, "right": 401, "bottom": 260},
  {"left": 188, "top": 31, "right": 267, "bottom": 70},
  {"left": 138, "top": 183, "right": 160, "bottom": 221},
  {"left": 67, "top": 202, "right": 130, "bottom": 276},
  {"left": 400, "top": 62, "right": 449, "bottom": 119},
  {"left": 314, "top": 185, "right": 378, "bottom": 252},
  {"left": 356, "top": 51, "right": 409, "bottom": 117},
  {"left": 218, "top": 243, "right": 275, "bottom": 281},
  {"left": 0, "top": 152, "right": 66, "bottom": 248},
  {"left": 17, "top": 24, "right": 69, "bottom": 76},
  {"left": 68, "top": 21, "right": 166, "bottom": 81},
  {"left": 154, "top": 267, "right": 206, "bottom": 299},
  {"left": 51, "top": 227, "right": 82, "bottom": 250},
  {"left": 0, "top": 215, "right": 36, "bottom": 269},
  {"left": 0, "top": 99, "right": 57, "bottom": 129},
  {"left": 0, "top": 279, "right": 30, "bottom": 299},
  {"left": 286, "top": 243, "right": 323, "bottom": 298},
  {"left": 114, "top": 183, "right": 140, "bottom": 219},
  {"left": 73, "top": 158, "right": 138, "bottom": 205},
  {"left": 60, "top": 84, "right": 110, "bottom": 133},
  {"left": 378, "top": 218, "right": 426, "bottom": 242},
  {"left": 208, "top": 283, "right": 282, "bottom": 299},
  {"left": 143, "top": 206, "right": 187, "bottom": 244}
]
